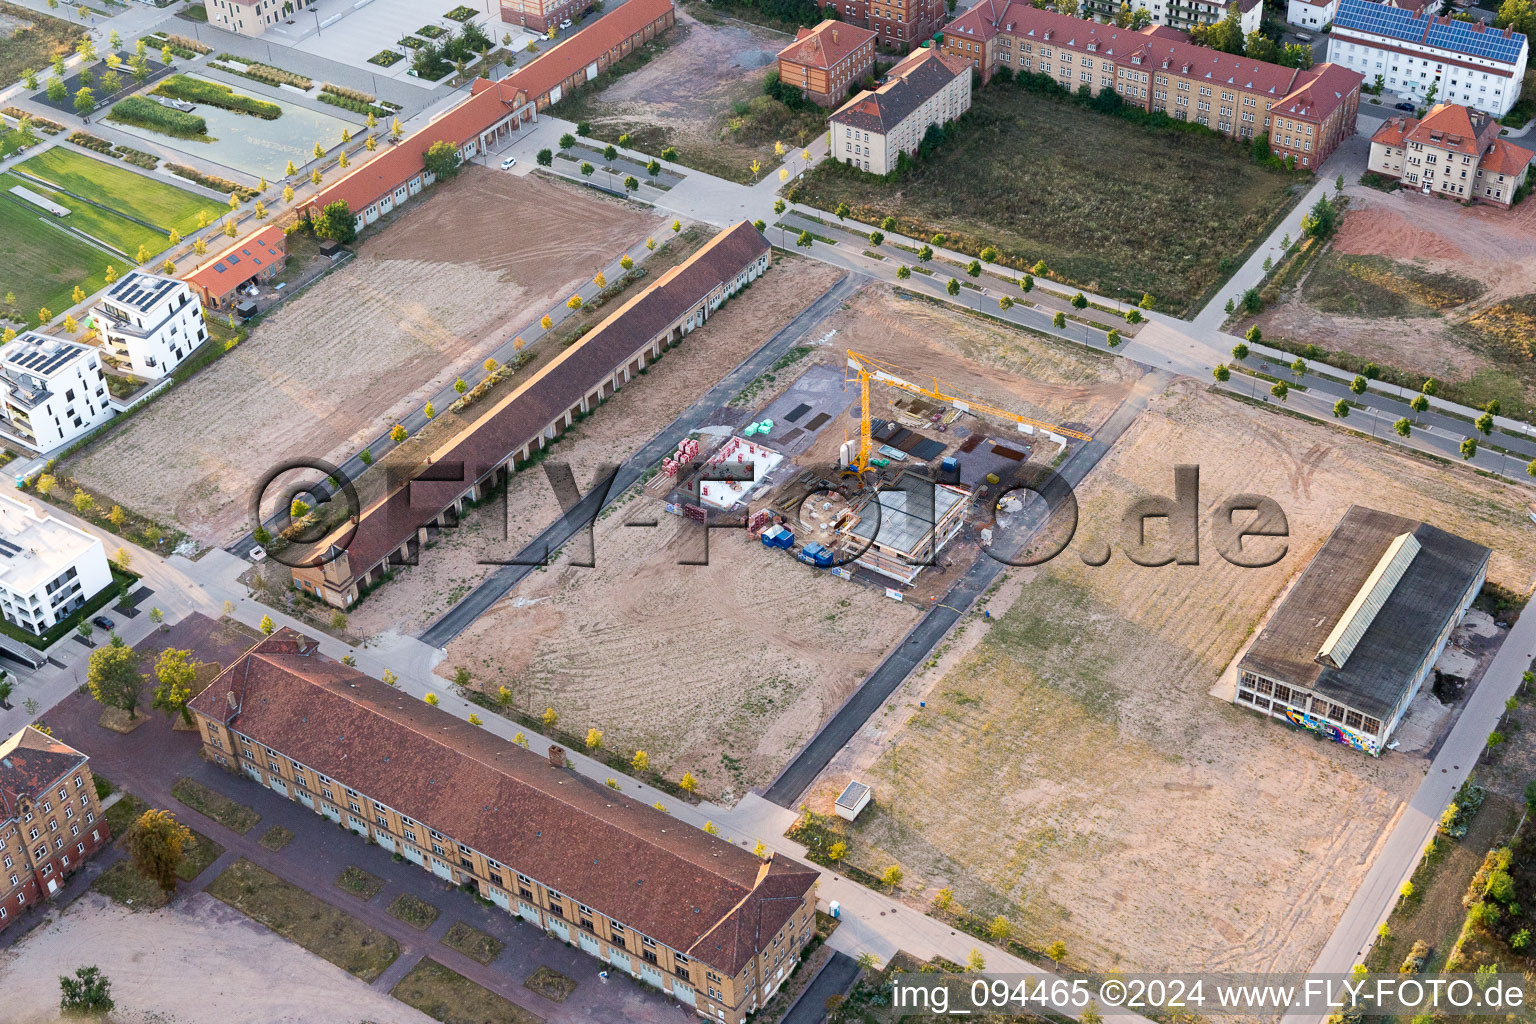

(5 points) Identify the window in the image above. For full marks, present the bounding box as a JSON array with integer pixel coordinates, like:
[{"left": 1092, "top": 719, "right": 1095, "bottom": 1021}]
[{"left": 404, "top": 828, "right": 417, "bottom": 844}]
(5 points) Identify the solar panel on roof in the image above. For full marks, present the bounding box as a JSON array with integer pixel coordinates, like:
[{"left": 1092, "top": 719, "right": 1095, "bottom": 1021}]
[
  {"left": 1335, "top": 0, "right": 1525, "bottom": 62},
  {"left": 0, "top": 539, "right": 21, "bottom": 558}
]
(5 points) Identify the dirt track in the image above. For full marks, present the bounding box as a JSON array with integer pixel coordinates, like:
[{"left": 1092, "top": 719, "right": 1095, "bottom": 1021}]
[{"left": 66, "top": 170, "right": 657, "bottom": 547}]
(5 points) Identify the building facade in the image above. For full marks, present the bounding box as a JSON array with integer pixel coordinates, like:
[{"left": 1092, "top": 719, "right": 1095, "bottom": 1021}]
[
  {"left": 1286, "top": 0, "right": 1337, "bottom": 30},
  {"left": 0, "top": 333, "right": 112, "bottom": 453},
  {"left": 201, "top": 0, "right": 313, "bottom": 37},
  {"left": 1234, "top": 506, "right": 1491, "bottom": 755},
  {"left": 829, "top": 46, "right": 972, "bottom": 174},
  {"left": 500, "top": 0, "right": 590, "bottom": 33},
  {"left": 1327, "top": 0, "right": 1529, "bottom": 116},
  {"left": 496, "top": 0, "right": 676, "bottom": 110},
  {"left": 0, "top": 726, "right": 110, "bottom": 931},
  {"left": 777, "top": 20, "right": 878, "bottom": 107},
  {"left": 943, "top": 3, "right": 1362, "bottom": 168},
  {"left": 181, "top": 226, "right": 289, "bottom": 311},
  {"left": 0, "top": 494, "right": 112, "bottom": 636},
  {"left": 291, "top": 222, "right": 772, "bottom": 608},
  {"left": 189, "top": 630, "right": 820, "bottom": 1024},
  {"left": 1087, "top": 0, "right": 1263, "bottom": 35},
  {"left": 819, "top": 0, "right": 946, "bottom": 50},
  {"left": 1369, "top": 102, "right": 1533, "bottom": 205},
  {"left": 92, "top": 271, "right": 207, "bottom": 380}
]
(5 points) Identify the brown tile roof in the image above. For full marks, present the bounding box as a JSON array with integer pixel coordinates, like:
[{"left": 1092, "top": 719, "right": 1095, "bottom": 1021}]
[
  {"left": 1480, "top": 137, "right": 1534, "bottom": 177},
  {"left": 504, "top": 0, "right": 675, "bottom": 103},
  {"left": 182, "top": 225, "right": 286, "bottom": 297},
  {"left": 830, "top": 47, "right": 968, "bottom": 134},
  {"left": 0, "top": 727, "right": 87, "bottom": 819},
  {"left": 1371, "top": 114, "right": 1417, "bottom": 148},
  {"left": 1406, "top": 102, "right": 1499, "bottom": 157},
  {"left": 304, "top": 222, "right": 770, "bottom": 583},
  {"left": 190, "top": 630, "right": 818, "bottom": 974},
  {"left": 780, "top": 20, "right": 877, "bottom": 70}
]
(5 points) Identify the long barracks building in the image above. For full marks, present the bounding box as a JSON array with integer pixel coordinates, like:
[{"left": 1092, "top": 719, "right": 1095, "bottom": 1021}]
[
  {"left": 943, "top": 3, "right": 1364, "bottom": 168},
  {"left": 189, "top": 631, "right": 820, "bottom": 1023},
  {"left": 290, "top": 221, "right": 771, "bottom": 608}
]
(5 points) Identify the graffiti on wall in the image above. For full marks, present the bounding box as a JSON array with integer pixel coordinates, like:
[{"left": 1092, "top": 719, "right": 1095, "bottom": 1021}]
[{"left": 1285, "top": 707, "right": 1378, "bottom": 755}]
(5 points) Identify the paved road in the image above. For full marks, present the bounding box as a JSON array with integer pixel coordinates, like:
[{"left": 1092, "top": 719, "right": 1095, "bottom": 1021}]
[
  {"left": 1284, "top": 610, "right": 1536, "bottom": 1024},
  {"left": 762, "top": 368, "right": 1174, "bottom": 807},
  {"left": 418, "top": 271, "right": 863, "bottom": 647},
  {"left": 779, "top": 951, "right": 860, "bottom": 1024}
]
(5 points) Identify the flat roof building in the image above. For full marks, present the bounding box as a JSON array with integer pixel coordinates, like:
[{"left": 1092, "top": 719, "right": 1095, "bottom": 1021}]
[
  {"left": 92, "top": 271, "right": 207, "bottom": 380},
  {"left": 1235, "top": 505, "right": 1491, "bottom": 754},
  {"left": 189, "top": 630, "right": 820, "bottom": 1023},
  {"left": 0, "top": 494, "right": 112, "bottom": 636},
  {"left": 0, "top": 332, "right": 112, "bottom": 453},
  {"left": 842, "top": 472, "right": 969, "bottom": 584}
]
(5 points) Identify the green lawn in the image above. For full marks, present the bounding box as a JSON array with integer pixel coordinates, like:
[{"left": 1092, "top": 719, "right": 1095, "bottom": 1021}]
[
  {"left": 391, "top": 959, "right": 543, "bottom": 1024},
  {"left": 787, "top": 84, "right": 1302, "bottom": 314},
  {"left": 0, "top": 193, "right": 115, "bottom": 325},
  {"left": 16, "top": 146, "right": 218, "bottom": 235},
  {"left": 0, "top": 171, "right": 167, "bottom": 259}
]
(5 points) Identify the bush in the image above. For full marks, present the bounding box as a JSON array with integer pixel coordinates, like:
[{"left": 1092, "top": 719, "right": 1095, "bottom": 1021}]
[
  {"left": 153, "top": 74, "right": 280, "bottom": 119},
  {"left": 107, "top": 96, "right": 207, "bottom": 138}
]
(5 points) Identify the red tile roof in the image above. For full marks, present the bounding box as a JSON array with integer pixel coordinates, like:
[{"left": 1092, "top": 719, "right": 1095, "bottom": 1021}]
[
  {"left": 0, "top": 726, "right": 87, "bottom": 820},
  {"left": 779, "top": 19, "right": 877, "bottom": 70},
  {"left": 1407, "top": 101, "right": 1499, "bottom": 156},
  {"left": 190, "top": 630, "right": 818, "bottom": 974},
  {"left": 1481, "top": 137, "right": 1534, "bottom": 177},
  {"left": 303, "top": 222, "right": 771, "bottom": 583},
  {"left": 1370, "top": 114, "right": 1416, "bottom": 148},
  {"left": 503, "top": 0, "right": 675, "bottom": 103},
  {"left": 182, "top": 225, "right": 286, "bottom": 297}
]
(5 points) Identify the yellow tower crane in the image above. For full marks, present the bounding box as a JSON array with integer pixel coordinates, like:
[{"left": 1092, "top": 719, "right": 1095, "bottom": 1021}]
[{"left": 843, "top": 350, "right": 1092, "bottom": 473}]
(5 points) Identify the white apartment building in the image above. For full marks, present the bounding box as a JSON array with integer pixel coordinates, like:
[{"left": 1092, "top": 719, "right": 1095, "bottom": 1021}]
[
  {"left": 1328, "top": 0, "right": 1529, "bottom": 116},
  {"left": 92, "top": 272, "right": 206, "bottom": 380},
  {"left": 202, "top": 0, "right": 313, "bottom": 37},
  {"left": 1286, "top": 0, "right": 1336, "bottom": 30},
  {"left": 830, "top": 46, "right": 972, "bottom": 176},
  {"left": 0, "top": 334, "right": 113, "bottom": 453},
  {"left": 0, "top": 494, "right": 112, "bottom": 635},
  {"left": 1096, "top": 0, "right": 1262, "bottom": 34}
]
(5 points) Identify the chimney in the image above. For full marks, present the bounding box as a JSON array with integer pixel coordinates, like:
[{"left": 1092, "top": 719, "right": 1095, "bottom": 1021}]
[
  {"left": 226, "top": 690, "right": 237, "bottom": 711},
  {"left": 832, "top": 27, "right": 838, "bottom": 45},
  {"left": 548, "top": 745, "right": 567, "bottom": 768}
]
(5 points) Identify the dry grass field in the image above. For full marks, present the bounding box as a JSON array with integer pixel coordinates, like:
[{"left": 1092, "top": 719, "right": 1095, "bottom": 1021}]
[
  {"left": 438, "top": 283, "right": 1144, "bottom": 799},
  {"left": 1250, "top": 182, "right": 1536, "bottom": 411},
  {"left": 814, "top": 380, "right": 1536, "bottom": 974},
  {"left": 65, "top": 169, "right": 657, "bottom": 546}
]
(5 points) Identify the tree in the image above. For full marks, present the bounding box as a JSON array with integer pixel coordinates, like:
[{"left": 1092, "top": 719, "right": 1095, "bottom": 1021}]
[
  {"left": 338, "top": 152, "right": 350, "bottom": 169},
  {"left": 1422, "top": 377, "right": 1438, "bottom": 397},
  {"left": 1291, "top": 357, "right": 1307, "bottom": 382},
  {"left": 424, "top": 401, "right": 435, "bottom": 421},
  {"left": 966, "top": 948, "right": 986, "bottom": 972},
  {"left": 796, "top": 229, "right": 813, "bottom": 249},
  {"left": 73, "top": 86, "right": 95, "bottom": 114},
  {"left": 1081, "top": 1002, "right": 1104, "bottom": 1024},
  {"left": 881, "top": 864, "right": 904, "bottom": 890},
  {"left": 1232, "top": 342, "right": 1249, "bottom": 361},
  {"left": 1476, "top": 411, "right": 1494, "bottom": 435},
  {"left": 1497, "top": 0, "right": 1536, "bottom": 37},
  {"left": 1349, "top": 375, "right": 1368, "bottom": 396},
  {"left": 619, "top": 254, "right": 633, "bottom": 270},
  {"left": 999, "top": 295, "right": 1014, "bottom": 311},
  {"left": 896, "top": 264, "right": 910, "bottom": 279},
  {"left": 59, "top": 966, "right": 114, "bottom": 1016},
  {"left": 47, "top": 77, "right": 66, "bottom": 103},
  {"left": 1046, "top": 940, "right": 1067, "bottom": 965},
  {"left": 986, "top": 915, "right": 1013, "bottom": 942},
  {"left": 1270, "top": 381, "right": 1288, "bottom": 402},
  {"left": 679, "top": 771, "right": 698, "bottom": 793},
  {"left": 88, "top": 637, "right": 143, "bottom": 720},
  {"left": 579, "top": 160, "right": 594, "bottom": 179},
  {"left": 1301, "top": 195, "right": 1338, "bottom": 239},
  {"left": 1461, "top": 437, "right": 1478, "bottom": 460},
  {"left": 632, "top": 749, "right": 650, "bottom": 772},
  {"left": 603, "top": 143, "right": 618, "bottom": 162},
  {"left": 567, "top": 295, "right": 582, "bottom": 311},
  {"left": 313, "top": 200, "right": 357, "bottom": 244},
  {"left": 424, "top": 139, "right": 462, "bottom": 180},
  {"left": 1107, "top": 328, "right": 1122, "bottom": 348},
  {"left": 1213, "top": 364, "right": 1231, "bottom": 383},
  {"left": 1072, "top": 292, "right": 1088, "bottom": 309},
  {"left": 125, "top": 808, "right": 192, "bottom": 894},
  {"left": 151, "top": 648, "right": 199, "bottom": 725},
  {"left": 282, "top": 184, "right": 295, "bottom": 204},
  {"left": 1333, "top": 399, "right": 1350, "bottom": 419},
  {"left": 827, "top": 840, "right": 847, "bottom": 860},
  {"left": 310, "top": 169, "right": 322, "bottom": 186},
  {"left": 869, "top": 230, "right": 885, "bottom": 247},
  {"left": 855, "top": 951, "right": 881, "bottom": 971},
  {"left": 259, "top": 614, "right": 276, "bottom": 635},
  {"left": 365, "top": 135, "right": 377, "bottom": 153},
  {"left": 1052, "top": 311, "right": 1066, "bottom": 329},
  {"left": 536, "top": 147, "right": 553, "bottom": 167},
  {"left": 918, "top": 244, "right": 933, "bottom": 263},
  {"left": 1244, "top": 30, "right": 1278, "bottom": 63},
  {"left": 647, "top": 158, "right": 661, "bottom": 179},
  {"left": 946, "top": 277, "right": 960, "bottom": 297},
  {"left": 1394, "top": 417, "right": 1412, "bottom": 438},
  {"left": 624, "top": 174, "right": 639, "bottom": 194},
  {"left": 101, "top": 69, "right": 121, "bottom": 96}
]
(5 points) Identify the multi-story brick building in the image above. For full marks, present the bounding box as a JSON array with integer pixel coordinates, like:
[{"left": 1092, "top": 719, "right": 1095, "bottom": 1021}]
[
  {"left": 777, "top": 19, "right": 878, "bottom": 106},
  {"left": 0, "top": 726, "right": 110, "bottom": 931},
  {"left": 829, "top": 46, "right": 973, "bottom": 174},
  {"left": 1368, "top": 102, "right": 1533, "bottom": 206},
  {"left": 189, "top": 630, "right": 821, "bottom": 1024},
  {"left": 820, "top": 0, "right": 946, "bottom": 51},
  {"left": 501, "top": 0, "right": 589, "bottom": 33},
  {"left": 943, "top": 3, "right": 1362, "bottom": 168}
]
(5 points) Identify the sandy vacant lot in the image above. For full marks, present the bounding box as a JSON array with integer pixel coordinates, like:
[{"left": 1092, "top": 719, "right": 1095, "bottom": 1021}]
[
  {"left": 438, "top": 282, "right": 1144, "bottom": 799},
  {"left": 815, "top": 380, "right": 1536, "bottom": 974},
  {"left": 350, "top": 255, "right": 845, "bottom": 639},
  {"left": 67, "top": 170, "right": 657, "bottom": 546},
  {"left": 1, "top": 893, "right": 430, "bottom": 1024},
  {"left": 1251, "top": 182, "right": 1536, "bottom": 408}
]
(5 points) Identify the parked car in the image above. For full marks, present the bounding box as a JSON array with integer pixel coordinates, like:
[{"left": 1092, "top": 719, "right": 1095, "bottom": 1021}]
[
  {"left": 1395, "top": 102, "right": 1416, "bottom": 112},
  {"left": 560, "top": 18, "right": 572, "bottom": 28},
  {"left": 91, "top": 615, "right": 115, "bottom": 631},
  {"left": 500, "top": 156, "right": 517, "bottom": 170}
]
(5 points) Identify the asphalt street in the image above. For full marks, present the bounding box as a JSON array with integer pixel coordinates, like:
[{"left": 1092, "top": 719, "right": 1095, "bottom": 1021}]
[{"left": 418, "top": 271, "right": 863, "bottom": 647}]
